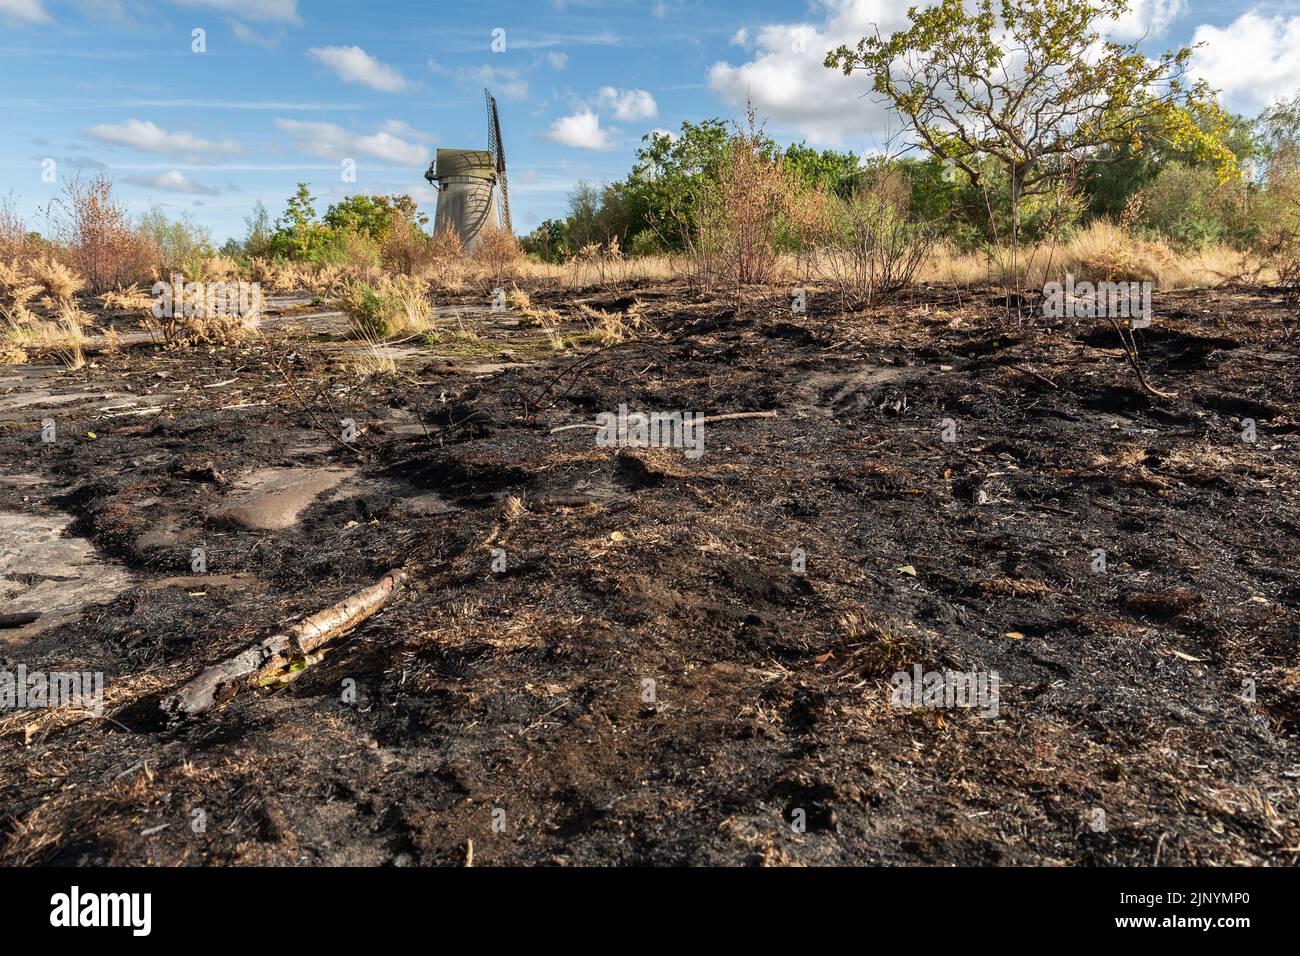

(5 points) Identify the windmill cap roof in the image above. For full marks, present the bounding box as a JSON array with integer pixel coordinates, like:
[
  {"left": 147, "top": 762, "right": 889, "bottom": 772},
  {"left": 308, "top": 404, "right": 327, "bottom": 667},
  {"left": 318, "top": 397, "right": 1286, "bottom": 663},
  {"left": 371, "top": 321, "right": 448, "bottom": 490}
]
[{"left": 434, "top": 149, "right": 497, "bottom": 180}]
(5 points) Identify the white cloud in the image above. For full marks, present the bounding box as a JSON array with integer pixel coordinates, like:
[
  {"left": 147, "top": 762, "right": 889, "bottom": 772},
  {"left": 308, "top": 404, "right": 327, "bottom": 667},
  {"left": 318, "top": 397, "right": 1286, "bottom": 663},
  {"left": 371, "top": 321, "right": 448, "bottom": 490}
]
[
  {"left": 1102, "top": 0, "right": 1186, "bottom": 41},
  {"left": 1191, "top": 12, "right": 1300, "bottom": 110},
  {"left": 460, "top": 63, "right": 528, "bottom": 99},
  {"left": 0, "top": 0, "right": 51, "bottom": 23},
  {"left": 377, "top": 119, "right": 438, "bottom": 143},
  {"left": 275, "top": 118, "right": 431, "bottom": 167},
  {"left": 307, "top": 46, "right": 409, "bottom": 92},
  {"left": 86, "top": 119, "right": 240, "bottom": 155},
  {"left": 547, "top": 51, "right": 569, "bottom": 70},
  {"left": 228, "top": 18, "right": 281, "bottom": 48},
  {"left": 709, "top": 0, "right": 1192, "bottom": 147},
  {"left": 124, "top": 170, "right": 219, "bottom": 195},
  {"left": 168, "top": 0, "right": 299, "bottom": 23},
  {"left": 543, "top": 109, "right": 614, "bottom": 150},
  {"left": 597, "top": 87, "right": 657, "bottom": 121},
  {"left": 708, "top": 1, "right": 915, "bottom": 146}
]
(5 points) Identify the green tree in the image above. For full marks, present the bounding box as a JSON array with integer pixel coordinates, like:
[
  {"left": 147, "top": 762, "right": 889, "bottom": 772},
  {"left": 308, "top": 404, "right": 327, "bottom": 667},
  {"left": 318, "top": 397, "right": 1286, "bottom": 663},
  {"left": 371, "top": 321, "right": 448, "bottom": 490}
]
[
  {"left": 783, "top": 143, "right": 862, "bottom": 200},
  {"left": 241, "top": 200, "right": 272, "bottom": 259},
  {"left": 623, "top": 120, "right": 737, "bottom": 251},
  {"left": 826, "top": 0, "right": 1238, "bottom": 261},
  {"left": 1259, "top": 93, "right": 1300, "bottom": 167},
  {"left": 270, "top": 183, "right": 327, "bottom": 261},
  {"left": 522, "top": 219, "right": 569, "bottom": 261},
  {"left": 1082, "top": 109, "right": 1258, "bottom": 220},
  {"left": 138, "top": 204, "right": 213, "bottom": 277},
  {"left": 323, "top": 193, "right": 428, "bottom": 242}
]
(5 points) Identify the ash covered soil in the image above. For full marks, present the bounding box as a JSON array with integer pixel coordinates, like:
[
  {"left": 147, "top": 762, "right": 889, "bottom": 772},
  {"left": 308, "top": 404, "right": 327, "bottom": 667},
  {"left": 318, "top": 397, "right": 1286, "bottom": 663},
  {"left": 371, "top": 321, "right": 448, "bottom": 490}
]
[{"left": 0, "top": 281, "right": 1297, "bottom": 866}]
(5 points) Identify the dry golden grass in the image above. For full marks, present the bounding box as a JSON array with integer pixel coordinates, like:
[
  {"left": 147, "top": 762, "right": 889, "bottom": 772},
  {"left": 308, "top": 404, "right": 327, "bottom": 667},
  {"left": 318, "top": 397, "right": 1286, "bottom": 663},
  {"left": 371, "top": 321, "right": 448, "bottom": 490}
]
[
  {"left": 0, "top": 258, "right": 31, "bottom": 294},
  {"left": 577, "top": 300, "right": 647, "bottom": 345},
  {"left": 2, "top": 308, "right": 90, "bottom": 366},
  {"left": 347, "top": 327, "right": 398, "bottom": 379},
  {"left": 199, "top": 255, "right": 240, "bottom": 283},
  {"left": 506, "top": 285, "right": 531, "bottom": 310},
  {"left": 919, "top": 222, "right": 1262, "bottom": 291},
  {"left": 338, "top": 274, "right": 431, "bottom": 338},
  {"left": 248, "top": 258, "right": 308, "bottom": 294}
]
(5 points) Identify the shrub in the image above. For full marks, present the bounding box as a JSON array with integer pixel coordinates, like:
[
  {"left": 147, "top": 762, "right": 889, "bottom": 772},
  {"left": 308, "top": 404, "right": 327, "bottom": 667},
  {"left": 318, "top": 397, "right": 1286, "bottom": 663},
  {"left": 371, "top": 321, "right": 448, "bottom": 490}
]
[
  {"left": 471, "top": 226, "right": 523, "bottom": 284},
  {"left": 1139, "top": 162, "right": 1251, "bottom": 248},
  {"left": 50, "top": 174, "right": 158, "bottom": 291},
  {"left": 317, "top": 227, "right": 382, "bottom": 269},
  {"left": 813, "top": 169, "right": 938, "bottom": 308},
  {"left": 339, "top": 275, "right": 430, "bottom": 338},
  {"left": 627, "top": 229, "right": 664, "bottom": 257},
  {"left": 139, "top": 205, "right": 214, "bottom": 278},
  {"left": 693, "top": 109, "right": 793, "bottom": 287},
  {"left": 380, "top": 216, "right": 433, "bottom": 275},
  {"left": 146, "top": 277, "right": 262, "bottom": 344},
  {"left": 0, "top": 194, "right": 30, "bottom": 262}
]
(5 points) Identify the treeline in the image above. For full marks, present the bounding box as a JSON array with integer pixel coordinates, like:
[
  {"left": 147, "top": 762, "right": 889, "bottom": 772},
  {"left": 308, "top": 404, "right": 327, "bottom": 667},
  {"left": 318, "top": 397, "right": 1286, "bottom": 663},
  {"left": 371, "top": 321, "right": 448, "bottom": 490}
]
[
  {"left": 1, "top": 178, "right": 465, "bottom": 291},
  {"left": 521, "top": 97, "right": 1300, "bottom": 262}
]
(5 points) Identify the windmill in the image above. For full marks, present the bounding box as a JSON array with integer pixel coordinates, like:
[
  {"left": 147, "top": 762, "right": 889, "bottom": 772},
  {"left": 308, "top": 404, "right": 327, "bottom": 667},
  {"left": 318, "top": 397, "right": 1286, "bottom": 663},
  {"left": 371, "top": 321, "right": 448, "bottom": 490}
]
[{"left": 425, "top": 89, "right": 512, "bottom": 250}]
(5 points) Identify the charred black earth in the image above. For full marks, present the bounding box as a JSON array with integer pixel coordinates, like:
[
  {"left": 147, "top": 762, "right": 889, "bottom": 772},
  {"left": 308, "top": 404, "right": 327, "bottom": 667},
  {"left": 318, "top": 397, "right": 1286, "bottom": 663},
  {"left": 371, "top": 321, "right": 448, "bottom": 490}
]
[{"left": 0, "top": 281, "right": 1296, "bottom": 865}]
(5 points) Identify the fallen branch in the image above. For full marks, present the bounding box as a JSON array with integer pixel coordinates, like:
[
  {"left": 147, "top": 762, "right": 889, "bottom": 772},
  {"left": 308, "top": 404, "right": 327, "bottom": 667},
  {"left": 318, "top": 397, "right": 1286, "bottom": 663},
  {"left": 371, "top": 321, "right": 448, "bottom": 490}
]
[
  {"left": 161, "top": 569, "right": 407, "bottom": 717},
  {"left": 550, "top": 410, "right": 778, "bottom": 435},
  {"left": 684, "top": 410, "right": 778, "bottom": 428},
  {"left": 1106, "top": 316, "right": 1177, "bottom": 400}
]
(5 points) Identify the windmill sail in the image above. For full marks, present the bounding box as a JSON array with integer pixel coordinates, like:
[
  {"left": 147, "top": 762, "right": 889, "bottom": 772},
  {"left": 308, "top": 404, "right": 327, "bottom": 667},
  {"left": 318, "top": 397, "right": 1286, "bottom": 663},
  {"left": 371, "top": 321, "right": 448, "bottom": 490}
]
[{"left": 485, "top": 89, "right": 512, "bottom": 234}]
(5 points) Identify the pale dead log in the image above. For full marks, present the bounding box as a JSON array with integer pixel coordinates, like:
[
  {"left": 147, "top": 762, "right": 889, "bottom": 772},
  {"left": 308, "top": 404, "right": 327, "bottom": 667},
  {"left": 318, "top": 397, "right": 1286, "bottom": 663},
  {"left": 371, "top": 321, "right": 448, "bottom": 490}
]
[
  {"left": 161, "top": 569, "right": 407, "bottom": 717},
  {"left": 550, "top": 410, "right": 777, "bottom": 435},
  {"left": 682, "top": 410, "right": 778, "bottom": 428}
]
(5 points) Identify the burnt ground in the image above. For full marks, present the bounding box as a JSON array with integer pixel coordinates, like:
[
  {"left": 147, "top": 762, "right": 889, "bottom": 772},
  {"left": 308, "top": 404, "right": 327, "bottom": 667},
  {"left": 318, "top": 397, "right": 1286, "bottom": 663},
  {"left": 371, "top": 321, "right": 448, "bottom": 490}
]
[{"left": 0, "top": 280, "right": 1297, "bottom": 866}]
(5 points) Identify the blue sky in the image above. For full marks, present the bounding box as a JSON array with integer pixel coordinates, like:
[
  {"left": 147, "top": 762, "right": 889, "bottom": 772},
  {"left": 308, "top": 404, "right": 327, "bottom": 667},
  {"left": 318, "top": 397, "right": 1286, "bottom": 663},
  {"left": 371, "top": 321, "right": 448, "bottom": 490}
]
[{"left": 1, "top": 0, "right": 1298, "bottom": 244}]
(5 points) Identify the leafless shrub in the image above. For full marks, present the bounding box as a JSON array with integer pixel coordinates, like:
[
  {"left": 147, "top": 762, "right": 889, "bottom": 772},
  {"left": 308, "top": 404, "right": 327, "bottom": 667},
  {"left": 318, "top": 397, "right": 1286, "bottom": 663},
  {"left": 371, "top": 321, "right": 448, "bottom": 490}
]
[
  {"left": 0, "top": 194, "right": 30, "bottom": 262},
  {"left": 46, "top": 174, "right": 157, "bottom": 291},
  {"left": 471, "top": 226, "right": 523, "bottom": 287},
  {"left": 813, "top": 169, "right": 937, "bottom": 309},
  {"left": 693, "top": 106, "right": 797, "bottom": 292}
]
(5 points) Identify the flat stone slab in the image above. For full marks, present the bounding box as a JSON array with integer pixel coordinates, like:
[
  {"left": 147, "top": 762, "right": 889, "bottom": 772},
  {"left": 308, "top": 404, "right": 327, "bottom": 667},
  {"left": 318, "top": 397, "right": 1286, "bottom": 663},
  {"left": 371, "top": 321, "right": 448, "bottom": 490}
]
[
  {"left": 0, "top": 511, "right": 134, "bottom": 642},
  {"left": 212, "top": 466, "right": 356, "bottom": 531}
]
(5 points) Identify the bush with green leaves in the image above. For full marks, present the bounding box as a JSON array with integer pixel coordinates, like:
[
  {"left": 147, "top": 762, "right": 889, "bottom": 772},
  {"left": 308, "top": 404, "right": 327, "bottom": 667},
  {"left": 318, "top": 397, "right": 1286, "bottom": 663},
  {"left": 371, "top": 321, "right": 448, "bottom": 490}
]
[
  {"left": 138, "top": 204, "right": 213, "bottom": 278},
  {"left": 1139, "top": 162, "right": 1252, "bottom": 248}
]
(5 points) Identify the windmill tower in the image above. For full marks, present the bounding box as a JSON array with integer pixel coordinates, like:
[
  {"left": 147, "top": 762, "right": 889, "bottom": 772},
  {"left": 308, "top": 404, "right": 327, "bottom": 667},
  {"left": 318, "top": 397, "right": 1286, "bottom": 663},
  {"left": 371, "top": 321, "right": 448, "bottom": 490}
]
[{"left": 425, "top": 90, "right": 512, "bottom": 250}]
